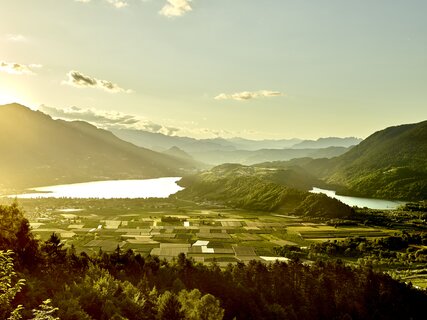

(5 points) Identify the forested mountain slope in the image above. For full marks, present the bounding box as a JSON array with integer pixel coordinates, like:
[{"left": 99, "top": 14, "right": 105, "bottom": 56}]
[
  {"left": 326, "top": 121, "right": 427, "bottom": 200},
  {"left": 176, "top": 164, "right": 354, "bottom": 217},
  {"left": 258, "top": 121, "right": 427, "bottom": 201}
]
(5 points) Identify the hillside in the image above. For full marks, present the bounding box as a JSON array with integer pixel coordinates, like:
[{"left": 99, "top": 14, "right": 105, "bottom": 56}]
[
  {"left": 162, "top": 146, "right": 195, "bottom": 161},
  {"left": 265, "top": 121, "right": 427, "bottom": 201},
  {"left": 0, "top": 104, "right": 200, "bottom": 191},
  {"left": 176, "top": 164, "right": 353, "bottom": 217},
  {"left": 326, "top": 120, "right": 427, "bottom": 200}
]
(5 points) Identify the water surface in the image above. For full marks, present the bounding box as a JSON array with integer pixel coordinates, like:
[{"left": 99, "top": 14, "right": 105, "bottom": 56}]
[
  {"left": 310, "top": 187, "right": 404, "bottom": 210},
  {"left": 10, "top": 178, "right": 183, "bottom": 199}
]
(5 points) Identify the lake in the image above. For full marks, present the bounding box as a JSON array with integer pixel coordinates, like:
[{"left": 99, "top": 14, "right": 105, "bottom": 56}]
[
  {"left": 10, "top": 177, "right": 183, "bottom": 199},
  {"left": 310, "top": 187, "right": 404, "bottom": 210}
]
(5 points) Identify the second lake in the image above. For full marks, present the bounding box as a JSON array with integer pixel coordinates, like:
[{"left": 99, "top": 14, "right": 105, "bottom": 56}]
[{"left": 310, "top": 187, "right": 404, "bottom": 210}]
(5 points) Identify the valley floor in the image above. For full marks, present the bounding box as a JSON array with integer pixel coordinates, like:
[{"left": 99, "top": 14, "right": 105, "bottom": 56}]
[{"left": 1, "top": 197, "right": 426, "bottom": 289}]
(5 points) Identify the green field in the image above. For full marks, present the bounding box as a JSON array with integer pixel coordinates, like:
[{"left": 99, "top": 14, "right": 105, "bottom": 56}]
[
  {"left": 1, "top": 196, "right": 426, "bottom": 290},
  {"left": 1, "top": 197, "right": 410, "bottom": 266}
]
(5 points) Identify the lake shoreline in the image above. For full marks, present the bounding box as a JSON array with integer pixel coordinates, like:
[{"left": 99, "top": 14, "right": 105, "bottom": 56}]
[
  {"left": 310, "top": 187, "right": 405, "bottom": 210},
  {"left": 6, "top": 177, "right": 184, "bottom": 199}
]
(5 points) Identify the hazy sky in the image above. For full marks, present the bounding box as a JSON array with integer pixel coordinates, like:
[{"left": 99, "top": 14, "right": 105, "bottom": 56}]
[{"left": 1, "top": 0, "right": 426, "bottom": 139}]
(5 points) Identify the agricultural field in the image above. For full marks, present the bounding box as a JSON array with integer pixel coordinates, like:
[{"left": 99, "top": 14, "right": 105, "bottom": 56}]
[
  {"left": 1, "top": 196, "right": 426, "bottom": 288},
  {"left": 1, "top": 197, "right": 402, "bottom": 266}
]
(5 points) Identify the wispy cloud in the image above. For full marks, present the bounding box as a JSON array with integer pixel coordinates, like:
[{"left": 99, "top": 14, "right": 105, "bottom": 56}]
[
  {"left": 106, "top": 0, "right": 128, "bottom": 8},
  {"left": 39, "top": 105, "right": 179, "bottom": 135},
  {"left": 6, "top": 34, "right": 27, "bottom": 42},
  {"left": 39, "top": 105, "right": 271, "bottom": 139},
  {"left": 74, "top": 0, "right": 128, "bottom": 8},
  {"left": 0, "top": 61, "right": 42, "bottom": 75},
  {"left": 214, "top": 90, "right": 284, "bottom": 101},
  {"left": 63, "top": 70, "right": 132, "bottom": 93},
  {"left": 159, "top": 0, "right": 192, "bottom": 17}
]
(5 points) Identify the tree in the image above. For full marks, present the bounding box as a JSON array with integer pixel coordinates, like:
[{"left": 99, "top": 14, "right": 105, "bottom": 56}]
[
  {"left": 0, "top": 250, "right": 25, "bottom": 319},
  {"left": 198, "top": 294, "right": 224, "bottom": 320},
  {"left": 178, "top": 289, "right": 201, "bottom": 320},
  {"left": 31, "top": 299, "right": 60, "bottom": 320},
  {"left": 0, "top": 203, "right": 39, "bottom": 269},
  {"left": 41, "top": 233, "right": 67, "bottom": 281},
  {"left": 178, "top": 289, "right": 224, "bottom": 320},
  {"left": 157, "top": 291, "right": 184, "bottom": 320},
  {"left": 41, "top": 233, "right": 66, "bottom": 262}
]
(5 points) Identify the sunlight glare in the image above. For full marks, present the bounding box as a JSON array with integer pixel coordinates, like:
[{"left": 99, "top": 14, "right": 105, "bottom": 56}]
[
  {"left": 0, "top": 88, "right": 36, "bottom": 109},
  {"left": 0, "top": 89, "right": 19, "bottom": 105}
]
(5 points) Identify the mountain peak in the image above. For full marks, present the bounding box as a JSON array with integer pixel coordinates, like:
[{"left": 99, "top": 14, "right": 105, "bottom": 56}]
[
  {"left": 163, "top": 146, "right": 194, "bottom": 160},
  {"left": 0, "top": 102, "right": 30, "bottom": 110}
]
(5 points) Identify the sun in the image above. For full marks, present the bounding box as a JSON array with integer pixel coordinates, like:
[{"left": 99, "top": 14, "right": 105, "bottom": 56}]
[
  {"left": 0, "top": 88, "right": 37, "bottom": 110},
  {"left": 0, "top": 89, "right": 24, "bottom": 106}
]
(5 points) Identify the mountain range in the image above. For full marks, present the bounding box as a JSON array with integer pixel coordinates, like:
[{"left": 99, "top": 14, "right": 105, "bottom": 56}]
[
  {"left": 111, "top": 128, "right": 302, "bottom": 152},
  {"left": 111, "top": 128, "right": 361, "bottom": 165},
  {"left": 1, "top": 103, "right": 425, "bottom": 201},
  {"left": 111, "top": 128, "right": 361, "bottom": 152},
  {"left": 0, "top": 104, "right": 201, "bottom": 191}
]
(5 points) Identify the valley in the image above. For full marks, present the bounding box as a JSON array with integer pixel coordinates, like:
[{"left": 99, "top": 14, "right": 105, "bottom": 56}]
[
  {"left": 1, "top": 196, "right": 425, "bottom": 289},
  {"left": 0, "top": 108, "right": 425, "bottom": 319},
  {"left": 1, "top": 2, "right": 426, "bottom": 318}
]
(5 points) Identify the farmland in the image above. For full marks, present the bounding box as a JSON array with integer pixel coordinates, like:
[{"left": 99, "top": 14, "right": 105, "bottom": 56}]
[
  {"left": 2, "top": 196, "right": 426, "bottom": 288},
  {"left": 0, "top": 198, "right": 402, "bottom": 259}
]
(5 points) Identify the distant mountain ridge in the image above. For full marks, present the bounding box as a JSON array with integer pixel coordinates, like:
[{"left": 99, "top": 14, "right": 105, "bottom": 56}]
[
  {"left": 162, "top": 146, "right": 195, "bottom": 161},
  {"left": 111, "top": 128, "right": 303, "bottom": 152},
  {"left": 188, "top": 146, "right": 350, "bottom": 165},
  {"left": 0, "top": 104, "right": 200, "bottom": 191},
  {"left": 112, "top": 128, "right": 360, "bottom": 152},
  {"left": 111, "top": 128, "right": 357, "bottom": 165},
  {"left": 291, "top": 137, "right": 362, "bottom": 149}
]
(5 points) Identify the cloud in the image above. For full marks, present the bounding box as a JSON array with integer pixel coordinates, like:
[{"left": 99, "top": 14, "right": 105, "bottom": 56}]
[
  {"left": 39, "top": 105, "right": 178, "bottom": 135},
  {"left": 0, "top": 61, "right": 41, "bottom": 75},
  {"left": 74, "top": 0, "right": 128, "bottom": 8},
  {"left": 160, "top": 0, "right": 192, "bottom": 17},
  {"left": 39, "top": 105, "right": 271, "bottom": 139},
  {"left": 63, "top": 70, "right": 132, "bottom": 93},
  {"left": 6, "top": 34, "right": 27, "bottom": 42},
  {"left": 29, "top": 64, "right": 43, "bottom": 69},
  {"left": 214, "top": 90, "right": 284, "bottom": 101},
  {"left": 106, "top": 0, "right": 128, "bottom": 8},
  {"left": 40, "top": 105, "right": 139, "bottom": 126}
]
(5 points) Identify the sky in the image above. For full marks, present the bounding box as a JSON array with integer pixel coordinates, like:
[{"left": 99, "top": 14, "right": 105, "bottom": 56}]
[{"left": 0, "top": 0, "right": 426, "bottom": 139}]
